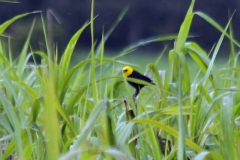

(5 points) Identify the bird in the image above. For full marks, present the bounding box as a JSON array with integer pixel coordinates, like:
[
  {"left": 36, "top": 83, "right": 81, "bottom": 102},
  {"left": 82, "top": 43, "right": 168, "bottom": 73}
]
[{"left": 122, "top": 66, "right": 154, "bottom": 98}]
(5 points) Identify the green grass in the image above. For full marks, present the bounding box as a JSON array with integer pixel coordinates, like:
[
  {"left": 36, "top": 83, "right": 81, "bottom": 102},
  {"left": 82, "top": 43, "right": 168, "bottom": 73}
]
[{"left": 0, "top": 0, "right": 240, "bottom": 160}]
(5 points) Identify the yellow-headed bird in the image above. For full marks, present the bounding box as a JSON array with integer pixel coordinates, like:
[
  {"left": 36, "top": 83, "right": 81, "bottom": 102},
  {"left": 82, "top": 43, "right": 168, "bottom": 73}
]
[{"left": 122, "top": 66, "right": 154, "bottom": 97}]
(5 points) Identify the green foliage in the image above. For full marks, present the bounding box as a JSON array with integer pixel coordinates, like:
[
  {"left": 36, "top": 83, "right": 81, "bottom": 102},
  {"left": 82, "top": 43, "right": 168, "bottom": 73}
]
[{"left": 0, "top": 0, "right": 240, "bottom": 159}]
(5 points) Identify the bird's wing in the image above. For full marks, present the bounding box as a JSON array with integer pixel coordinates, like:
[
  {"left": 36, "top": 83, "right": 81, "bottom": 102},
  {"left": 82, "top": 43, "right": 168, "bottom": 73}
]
[{"left": 130, "top": 71, "right": 153, "bottom": 83}]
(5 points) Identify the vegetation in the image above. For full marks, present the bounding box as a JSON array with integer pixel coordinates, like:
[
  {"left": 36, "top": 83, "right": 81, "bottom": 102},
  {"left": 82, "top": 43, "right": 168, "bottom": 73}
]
[{"left": 0, "top": 0, "right": 240, "bottom": 159}]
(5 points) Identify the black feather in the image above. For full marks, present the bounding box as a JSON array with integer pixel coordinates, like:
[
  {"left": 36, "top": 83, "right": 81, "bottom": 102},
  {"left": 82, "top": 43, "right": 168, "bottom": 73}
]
[{"left": 127, "top": 70, "right": 154, "bottom": 93}]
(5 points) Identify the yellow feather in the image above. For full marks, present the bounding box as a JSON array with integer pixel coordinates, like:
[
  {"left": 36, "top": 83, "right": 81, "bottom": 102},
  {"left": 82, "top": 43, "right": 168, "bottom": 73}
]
[{"left": 122, "top": 66, "right": 133, "bottom": 77}]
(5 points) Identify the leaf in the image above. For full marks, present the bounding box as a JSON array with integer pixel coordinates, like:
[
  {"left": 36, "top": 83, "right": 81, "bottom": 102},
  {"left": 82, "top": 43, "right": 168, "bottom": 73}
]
[
  {"left": 195, "top": 12, "right": 240, "bottom": 47},
  {"left": 178, "top": 51, "right": 190, "bottom": 93},
  {"left": 0, "top": 11, "right": 40, "bottom": 35},
  {"left": 60, "top": 100, "right": 108, "bottom": 160},
  {"left": 59, "top": 21, "right": 91, "bottom": 77},
  {"left": 17, "top": 18, "right": 36, "bottom": 78},
  {"left": 194, "top": 151, "right": 224, "bottom": 160},
  {"left": 175, "top": 13, "right": 194, "bottom": 52},
  {"left": 131, "top": 119, "right": 203, "bottom": 153}
]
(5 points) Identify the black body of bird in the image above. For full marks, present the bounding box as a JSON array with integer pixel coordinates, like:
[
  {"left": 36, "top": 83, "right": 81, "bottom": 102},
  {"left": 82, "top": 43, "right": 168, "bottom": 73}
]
[{"left": 122, "top": 66, "right": 154, "bottom": 97}]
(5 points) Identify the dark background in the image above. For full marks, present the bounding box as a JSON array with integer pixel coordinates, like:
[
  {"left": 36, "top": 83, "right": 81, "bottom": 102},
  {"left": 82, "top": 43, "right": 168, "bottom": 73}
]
[{"left": 0, "top": 0, "right": 239, "bottom": 56}]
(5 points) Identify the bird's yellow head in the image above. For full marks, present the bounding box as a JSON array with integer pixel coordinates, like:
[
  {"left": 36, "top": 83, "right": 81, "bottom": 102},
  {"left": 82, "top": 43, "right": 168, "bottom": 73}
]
[{"left": 122, "top": 66, "right": 133, "bottom": 77}]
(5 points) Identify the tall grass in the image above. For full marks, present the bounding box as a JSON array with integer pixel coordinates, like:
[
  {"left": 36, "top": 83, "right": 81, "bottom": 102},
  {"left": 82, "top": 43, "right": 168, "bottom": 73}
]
[{"left": 0, "top": 0, "right": 240, "bottom": 159}]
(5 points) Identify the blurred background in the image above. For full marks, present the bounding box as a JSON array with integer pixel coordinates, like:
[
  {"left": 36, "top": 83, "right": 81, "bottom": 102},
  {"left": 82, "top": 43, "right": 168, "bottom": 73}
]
[{"left": 0, "top": 0, "right": 239, "bottom": 58}]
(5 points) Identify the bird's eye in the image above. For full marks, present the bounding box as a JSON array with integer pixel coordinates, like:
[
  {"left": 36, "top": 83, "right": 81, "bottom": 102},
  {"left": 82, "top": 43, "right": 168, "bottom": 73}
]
[{"left": 123, "top": 69, "right": 127, "bottom": 72}]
